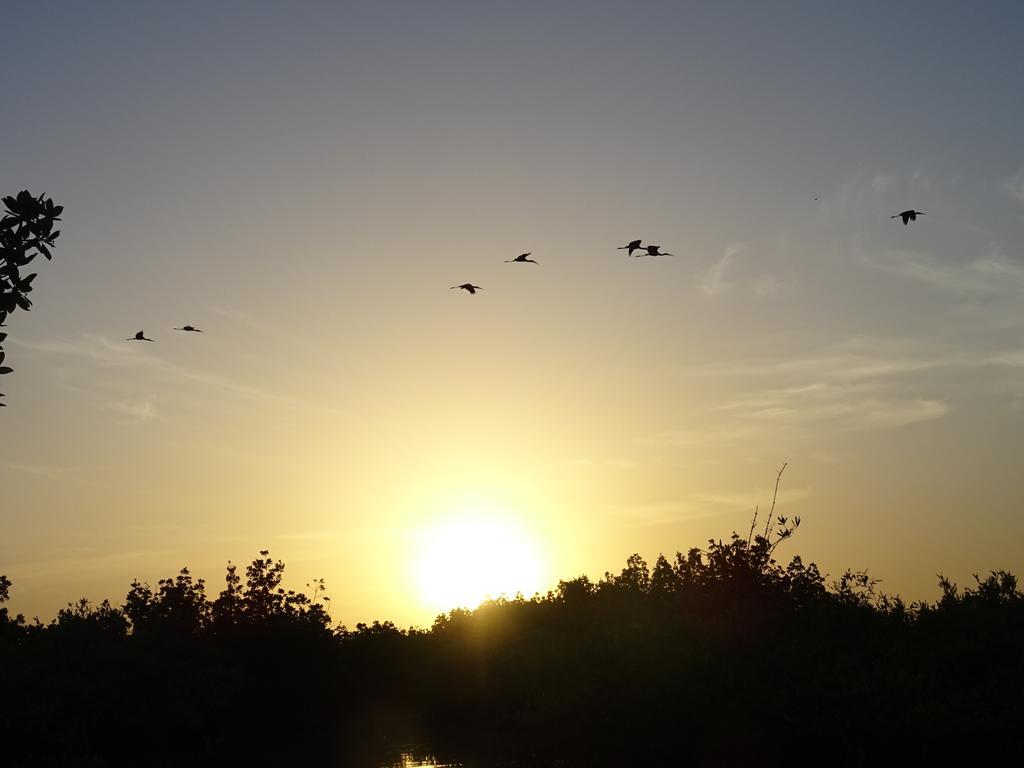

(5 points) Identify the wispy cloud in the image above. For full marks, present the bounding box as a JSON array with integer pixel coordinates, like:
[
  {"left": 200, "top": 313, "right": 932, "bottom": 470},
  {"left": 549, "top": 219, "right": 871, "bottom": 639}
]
[
  {"left": 210, "top": 305, "right": 318, "bottom": 352},
  {"left": 1003, "top": 168, "right": 1024, "bottom": 209},
  {"left": 689, "top": 336, "right": 952, "bottom": 382},
  {"left": 0, "top": 460, "right": 131, "bottom": 494},
  {"left": 571, "top": 457, "right": 640, "bottom": 470},
  {"left": 753, "top": 274, "right": 782, "bottom": 296},
  {"left": 12, "top": 333, "right": 296, "bottom": 406},
  {"left": 700, "top": 243, "right": 784, "bottom": 298},
  {"left": 3, "top": 462, "right": 88, "bottom": 479},
  {"left": 274, "top": 529, "right": 339, "bottom": 542},
  {"left": 637, "top": 336, "right": 967, "bottom": 453},
  {"left": 713, "top": 381, "right": 950, "bottom": 431},
  {"left": 634, "top": 423, "right": 761, "bottom": 450},
  {"left": 606, "top": 485, "right": 812, "bottom": 528},
  {"left": 104, "top": 397, "right": 158, "bottom": 425},
  {"left": 871, "top": 173, "right": 894, "bottom": 192},
  {"left": 4, "top": 548, "right": 180, "bottom": 580},
  {"left": 862, "top": 246, "right": 1024, "bottom": 295},
  {"left": 701, "top": 243, "right": 747, "bottom": 296}
]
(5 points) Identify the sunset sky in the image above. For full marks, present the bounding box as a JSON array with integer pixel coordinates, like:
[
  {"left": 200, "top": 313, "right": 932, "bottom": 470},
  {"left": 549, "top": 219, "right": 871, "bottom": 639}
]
[{"left": 2, "top": 1, "right": 1023, "bottom": 627}]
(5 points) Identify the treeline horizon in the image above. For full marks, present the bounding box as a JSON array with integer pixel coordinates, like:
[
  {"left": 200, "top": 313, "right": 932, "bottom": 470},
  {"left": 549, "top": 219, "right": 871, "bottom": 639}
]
[{"left": 2, "top": 519, "right": 1022, "bottom": 766}]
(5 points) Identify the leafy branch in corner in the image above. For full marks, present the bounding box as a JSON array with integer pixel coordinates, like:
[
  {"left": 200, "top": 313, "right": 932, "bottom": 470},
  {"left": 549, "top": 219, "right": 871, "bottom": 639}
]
[{"left": 0, "top": 190, "right": 64, "bottom": 406}]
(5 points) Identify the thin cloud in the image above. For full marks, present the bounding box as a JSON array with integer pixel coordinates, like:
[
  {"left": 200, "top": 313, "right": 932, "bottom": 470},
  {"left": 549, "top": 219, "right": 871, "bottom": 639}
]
[
  {"left": 1003, "top": 168, "right": 1024, "bottom": 208},
  {"left": 634, "top": 424, "right": 761, "bottom": 450},
  {"left": 701, "top": 243, "right": 747, "bottom": 296},
  {"left": 2, "top": 462, "right": 88, "bottom": 479},
  {"left": 700, "top": 244, "right": 784, "bottom": 297},
  {"left": 861, "top": 243, "right": 1024, "bottom": 296},
  {"left": 12, "top": 333, "right": 296, "bottom": 406},
  {"left": 210, "top": 305, "right": 318, "bottom": 352},
  {"left": 4, "top": 548, "right": 180, "bottom": 580},
  {"left": 647, "top": 336, "right": 964, "bottom": 452},
  {"left": 104, "top": 397, "right": 158, "bottom": 425},
  {"left": 274, "top": 529, "right": 340, "bottom": 542},
  {"left": 753, "top": 274, "right": 782, "bottom": 296},
  {"left": 690, "top": 347, "right": 950, "bottom": 382},
  {"left": 713, "top": 381, "right": 950, "bottom": 432},
  {"left": 606, "top": 485, "right": 812, "bottom": 528}
]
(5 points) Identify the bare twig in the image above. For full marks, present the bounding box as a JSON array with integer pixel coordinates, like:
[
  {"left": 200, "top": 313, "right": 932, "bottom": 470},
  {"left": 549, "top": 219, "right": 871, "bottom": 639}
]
[{"left": 763, "top": 462, "right": 788, "bottom": 542}]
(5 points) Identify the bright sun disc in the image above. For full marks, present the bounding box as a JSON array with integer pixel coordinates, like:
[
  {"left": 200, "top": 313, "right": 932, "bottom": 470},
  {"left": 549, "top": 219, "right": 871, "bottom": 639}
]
[{"left": 414, "top": 517, "right": 544, "bottom": 612}]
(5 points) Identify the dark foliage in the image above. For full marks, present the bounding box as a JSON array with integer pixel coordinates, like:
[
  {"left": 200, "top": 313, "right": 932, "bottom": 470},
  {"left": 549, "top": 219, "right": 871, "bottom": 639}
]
[
  {"left": 2, "top": 526, "right": 1022, "bottom": 767},
  {"left": 0, "top": 190, "right": 63, "bottom": 406}
]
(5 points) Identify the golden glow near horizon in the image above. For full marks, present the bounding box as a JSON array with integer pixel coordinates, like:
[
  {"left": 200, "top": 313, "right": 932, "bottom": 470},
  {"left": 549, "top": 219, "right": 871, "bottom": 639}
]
[{"left": 410, "top": 501, "right": 547, "bottom": 613}]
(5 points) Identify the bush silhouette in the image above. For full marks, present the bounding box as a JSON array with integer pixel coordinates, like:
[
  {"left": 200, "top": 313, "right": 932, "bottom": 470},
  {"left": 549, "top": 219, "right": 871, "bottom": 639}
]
[{"left": 2, "top": 525, "right": 1022, "bottom": 766}]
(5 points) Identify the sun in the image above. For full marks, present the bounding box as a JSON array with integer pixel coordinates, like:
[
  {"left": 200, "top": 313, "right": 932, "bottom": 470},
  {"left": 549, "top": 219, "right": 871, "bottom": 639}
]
[{"left": 413, "top": 515, "right": 545, "bottom": 613}]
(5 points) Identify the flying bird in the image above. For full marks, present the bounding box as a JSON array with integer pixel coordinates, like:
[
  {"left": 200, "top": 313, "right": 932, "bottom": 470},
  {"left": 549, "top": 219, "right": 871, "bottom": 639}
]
[
  {"left": 618, "top": 239, "right": 643, "bottom": 256},
  {"left": 174, "top": 325, "right": 203, "bottom": 332},
  {"left": 640, "top": 245, "right": 673, "bottom": 257},
  {"left": 891, "top": 209, "right": 925, "bottom": 226},
  {"left": 126, "top": 331, "right": 153, "bottom": 342},
  {"left": 451, "top": 283, "right": 483, "bottom": 294},
  {"left": 505, "top": 253, "right": 537, "bottom": 264}
]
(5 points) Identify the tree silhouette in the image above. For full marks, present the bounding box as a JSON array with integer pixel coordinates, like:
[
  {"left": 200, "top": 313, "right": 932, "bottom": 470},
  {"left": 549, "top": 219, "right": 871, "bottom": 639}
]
[
  {"left": 0, "top": 190, "right": 63, "bottom": 406},
  {"left": 124, "top": 567, "right": 211, "bottom": 637},
  {"left": 1, "top": 536, "right": 1023, "bottom": 764}
]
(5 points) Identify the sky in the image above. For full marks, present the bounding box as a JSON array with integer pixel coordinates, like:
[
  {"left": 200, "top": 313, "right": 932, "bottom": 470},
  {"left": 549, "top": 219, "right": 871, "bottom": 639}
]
[{"left": 2, "top": 1, "right": 1023, "bottom": 627}]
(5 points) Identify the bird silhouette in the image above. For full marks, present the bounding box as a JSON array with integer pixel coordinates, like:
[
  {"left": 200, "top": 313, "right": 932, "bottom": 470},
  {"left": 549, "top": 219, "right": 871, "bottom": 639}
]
[
  {"left": 451, "top": 283, "right": 483, "bottom": 294},
  {"left": 618, "top": 239, "right": 643, "bottom": 256},
  {"left": 174, "top": 325, "right": 203, "bottom": 332},
  {"left": 891, "top": 209, "right": 925, "bottom": 225},
  {"left": 127, "top": 331, "right": 153, "bottom": 342},
  {"left": 640, "top": 245, "right": 673, "bottom": 257},
  {"left": 505, "top": 253, "right": 537, "bottom": 264}
]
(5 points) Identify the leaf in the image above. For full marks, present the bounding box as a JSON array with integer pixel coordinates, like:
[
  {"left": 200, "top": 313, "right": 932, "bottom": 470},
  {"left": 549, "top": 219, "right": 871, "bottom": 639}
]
[{"left": 0, "top": 367, "right": 13, "bottom": 374}]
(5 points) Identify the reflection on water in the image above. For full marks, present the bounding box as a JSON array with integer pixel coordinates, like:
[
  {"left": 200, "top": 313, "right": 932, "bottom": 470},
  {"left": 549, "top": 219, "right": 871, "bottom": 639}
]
[{"left": 380, "top": 751, "right": 462, "bottom": 768}]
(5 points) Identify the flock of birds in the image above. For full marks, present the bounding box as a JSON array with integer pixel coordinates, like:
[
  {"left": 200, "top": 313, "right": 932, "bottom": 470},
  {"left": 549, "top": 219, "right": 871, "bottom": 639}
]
[
  {"left": 125, "top": 210, "right": 925, "bottom": 338},
  {"left": 126, "top": 326, "right": 201, "bottom": 342},
  {"left": 446, "top": 240, "right": 675, "bottom": 297}
]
